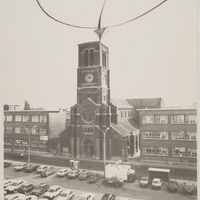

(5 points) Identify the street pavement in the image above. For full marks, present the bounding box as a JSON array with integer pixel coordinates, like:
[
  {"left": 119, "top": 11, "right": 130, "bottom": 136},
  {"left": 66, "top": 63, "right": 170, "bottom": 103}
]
[{"left": 4, "top": 160, "right": 197, "bottom": 200}]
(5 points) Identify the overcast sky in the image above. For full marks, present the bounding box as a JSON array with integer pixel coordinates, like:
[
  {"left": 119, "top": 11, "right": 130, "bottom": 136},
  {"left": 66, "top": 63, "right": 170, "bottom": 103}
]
[{"left": 3, "top": 0, "right": 198, "bottom": 110}]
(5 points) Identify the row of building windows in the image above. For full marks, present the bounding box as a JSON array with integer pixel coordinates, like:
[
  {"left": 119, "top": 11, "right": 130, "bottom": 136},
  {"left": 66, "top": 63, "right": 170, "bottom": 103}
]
[
  {"left": 4, "top": 126, "right": 47, "bottom": 135},
  {"left": 142, "top": 131, "right": 196, "bottom": 141},
  {"left": 120, "top": 110, "right": 132, "bottom": 119},
  {"left": 4, "top": 115, "right": 47, "bottom": 123},
  {"left": 4, "top": 139, "right": 47, "bottom": 148},
  {"left": 142, "top": 114, "right": 196, "bottom": 124},
  {"left": 143, "top": 147, "right": 197, "bottom": 158}
]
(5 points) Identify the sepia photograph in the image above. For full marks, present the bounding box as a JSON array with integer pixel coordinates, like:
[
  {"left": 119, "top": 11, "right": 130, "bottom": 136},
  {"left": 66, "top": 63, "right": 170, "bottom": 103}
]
[{"left": 2, "top": 0, "right": 198, "bottom": 200}]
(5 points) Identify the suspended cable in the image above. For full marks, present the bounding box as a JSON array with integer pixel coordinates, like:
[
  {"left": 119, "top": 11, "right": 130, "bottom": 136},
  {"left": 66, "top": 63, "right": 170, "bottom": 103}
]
[
  {"left": 35, "top": 0, "right": 169, "bottom": 30},
  {"left": 105, "top": 0, "right": 169, "bottom": 28},
  {"left": 35, "top": 0, "right": 96, "bottom": 29}
]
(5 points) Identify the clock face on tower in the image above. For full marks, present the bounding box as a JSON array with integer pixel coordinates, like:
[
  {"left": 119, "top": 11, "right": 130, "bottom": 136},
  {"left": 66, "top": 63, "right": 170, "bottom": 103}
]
[
  {"left": 85, "top": 73, "right": 94, "bottom": 83},
  {"left": 81, "top": 107, "right": 95, "bottom": 124}
]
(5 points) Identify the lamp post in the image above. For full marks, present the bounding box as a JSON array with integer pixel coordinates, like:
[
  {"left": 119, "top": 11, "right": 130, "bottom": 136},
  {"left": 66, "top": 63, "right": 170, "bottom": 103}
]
[
  {"left": 16, "top": 124, "right": 37, "bottom": 163},
  {"left": 95, "top": 125, "right": 110, "bottom": 175}
]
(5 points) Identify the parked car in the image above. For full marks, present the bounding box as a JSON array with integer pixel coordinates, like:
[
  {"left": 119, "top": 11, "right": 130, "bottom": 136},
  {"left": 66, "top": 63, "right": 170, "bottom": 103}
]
[
  {"left": 139, "top": 176, "right": 149, "bottom": 187},
  {"left": 151, "top": 178, "right": 163, "bottom": 189},
  {"left": 103, "top": 177, "right": 123, "bottom": 188},
  {"left": 41, "top": 169, "right": 55, "bottom": 177},
  {"left": 42, "top": 185, "right": 63, "bottom": 200},
  {"left": 167, "top": 179, "right": 178, "bottom": 192},
  {"left": 24, "top": 164, "right": 39, "bottom": 173},
  {"left": 36, "top": 165, "right": 49, "bottom": 174},
  {"left": 5, "top": 180, "right": 26, "bottom": 193},
  {"left": 11, "top": 193, "right": 37, "bottom": 200},
  {"left": 55, "top": 189, "right": 75, "bottom": 200},
  {"left": 16, "top": 183, "right": 35, "bottom": 194},
  {"left": 101, "top": 193, "right": 116, "bottom": 200},
  {"left": 4, "top": 193, "right": 22, "bottom": 200},
  {"left": 88, "top": 173, "right": 101, "bottom": 184},
  {"left": 14, "top": 163, "right": 28, "bottom": 171},
  {"left": 56, "top": 168, "right": 71, "bottom": 177},
  {"left": 67, "top": 169, "right": 81, "bottom": 179},
  {"left": 182, "top": 182, "right": 195, "bottom": 194},
  {"left": 15, "top": 152, "right": 27, "bottom": 158},
  {"left": 38, "top": 198, "right": 50, "bottom": 200},
  {"left": 24, "top": 195, "right": 38, "bottom": 200},
  {"left": 4, "top": 162, "right": 12, "bottom": 168},
  {"left": 4, "top": 179, "right": 14, "bottom": 189},
  {"left": 80, "top": 193, "right": 95, "bottom": 200},
  {"left": 79, "top": 169, "right": 90, "bottom": 180},
  {"left": 30, "top": 183, "right": 50, "bottom": 197}
]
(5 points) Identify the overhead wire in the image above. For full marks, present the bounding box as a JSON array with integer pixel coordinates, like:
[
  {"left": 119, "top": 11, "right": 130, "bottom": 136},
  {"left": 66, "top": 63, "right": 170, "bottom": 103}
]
[
  {"left": 35, "top": 0, "right": 95, "bottom": 29},
  {"left": 35, "top": 0, "right": 169, "bottom": 30},
  {"left": 105, "top": 0, "right": 169, "bottom": 28}
]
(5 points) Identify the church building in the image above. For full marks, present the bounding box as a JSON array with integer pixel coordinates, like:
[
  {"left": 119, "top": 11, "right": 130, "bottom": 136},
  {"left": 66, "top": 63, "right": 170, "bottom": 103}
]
[{"left": 69, "top": 41, "right": 140, "bottom": 161}]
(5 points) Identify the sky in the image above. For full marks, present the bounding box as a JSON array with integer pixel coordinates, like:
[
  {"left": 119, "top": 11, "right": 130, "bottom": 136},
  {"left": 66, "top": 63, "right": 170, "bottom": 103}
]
[{"left": 2, "top": 0, "right": 198, "bottom": 110}]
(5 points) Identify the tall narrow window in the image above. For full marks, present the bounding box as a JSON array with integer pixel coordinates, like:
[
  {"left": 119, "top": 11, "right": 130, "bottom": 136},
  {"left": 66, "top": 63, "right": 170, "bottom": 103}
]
[
  {"left": 102, "top": 51, "right": 106, "bottom": 67},
  {"left": 40, "top": 115, "right": 47, "bottom": 122},
  {"left": 22, "top": 115, "right": 30, "bottom": 122},
  {"left": 142, "top": 115, "right": 154, "bottom": 124},
  {"left": 6, "top": 115, "right": 13, "bottom": 122},
  {"left": 15, "top": 115, "right": 22, "bottom": 122},
  {"left": 84, "top": 49, "right": 89, "bottom": 66},
  {"left": 89, "top": 49, "right": 94, "bottom": 66},
  {"left": 171, "top": 115, "right": 184, "bottom": 124},
  {"left": 185, "top": 115, "right": 197, "bottom": 124},
  {"left": 14, "top": 127, "right": 21, "bottom": 134}
]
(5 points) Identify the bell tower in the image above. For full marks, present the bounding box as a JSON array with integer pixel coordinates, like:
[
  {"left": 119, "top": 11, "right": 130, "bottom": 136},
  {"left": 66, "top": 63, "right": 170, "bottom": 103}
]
[
  {"left": 77, "top": 41, "right": 110, "bottom": 105},
  {"left": 70, "top": 41, "right": 114, "bottom": 160}
]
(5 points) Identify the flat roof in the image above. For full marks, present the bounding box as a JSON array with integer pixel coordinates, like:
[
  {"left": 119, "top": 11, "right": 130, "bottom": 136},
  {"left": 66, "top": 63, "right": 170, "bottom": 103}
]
[
  {"left": 4, "top": 110, "right": 60, "bottom": 113},
  {"left": 148, "top": 167, "right": 170, "bottom": 173},
  {"left": 137, "top": 107, "right": 196, "bottom": 111}
]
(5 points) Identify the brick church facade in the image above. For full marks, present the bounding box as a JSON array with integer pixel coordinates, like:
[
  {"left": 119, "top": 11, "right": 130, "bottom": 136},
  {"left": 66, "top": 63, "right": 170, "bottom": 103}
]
[{"left": 68, "top": 41, "right": 140, "bottom": 161}]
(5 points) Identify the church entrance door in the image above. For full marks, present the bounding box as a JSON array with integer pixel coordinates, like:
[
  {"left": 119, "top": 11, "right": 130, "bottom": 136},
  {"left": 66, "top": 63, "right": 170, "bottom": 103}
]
[{"left": 83, "top": 139, "right": 95, "bottom": 158}]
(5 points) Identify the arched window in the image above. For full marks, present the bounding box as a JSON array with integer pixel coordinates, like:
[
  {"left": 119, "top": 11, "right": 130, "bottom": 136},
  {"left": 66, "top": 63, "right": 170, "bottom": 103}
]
[
  {"left": 84, "top": 49, "right": 89, "bottom": 66},
  {"left": 89, "top": 49, "right": 94, "bottom": 66}
]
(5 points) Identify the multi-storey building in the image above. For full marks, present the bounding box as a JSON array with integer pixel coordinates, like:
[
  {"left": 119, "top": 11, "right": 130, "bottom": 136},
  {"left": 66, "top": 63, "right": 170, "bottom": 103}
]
[
  {"left": 137, "top": 108, "right": 197, "bottom": 165},
  {"left": 4, "top": 109, "right": 65, "bottom": 151}
]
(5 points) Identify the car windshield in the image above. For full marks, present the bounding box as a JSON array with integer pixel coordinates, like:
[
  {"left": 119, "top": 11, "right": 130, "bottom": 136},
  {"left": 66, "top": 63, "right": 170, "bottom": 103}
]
[
  {"left": 60, "top": 193, "right": 68, "bottom": 197},
  {"left": 11, "top": 182, "right": 18, "bottom": 186},
  {"left": 49, "top": 189, "right": 55, "bottom": 192},
  {"left": 169, "top": 181, "right": 176, "bottom": 185},
  {"left": 153, "top": 180, "right": 160, "bottom": 184},
  {"left": 185, "top": 183, "right": 193, "bottom": 187},
  {"left": 142, "top": 177, "right": 148, "bottom": 181}
]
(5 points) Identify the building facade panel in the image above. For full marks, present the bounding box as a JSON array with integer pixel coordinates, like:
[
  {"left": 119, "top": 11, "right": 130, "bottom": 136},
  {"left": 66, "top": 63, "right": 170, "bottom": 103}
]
[
  {"left": 138, "top": 108, "right": 197, "bottom": 165},
  {"left": 4, "top": 110, "right": 61, "bottom": 151}
]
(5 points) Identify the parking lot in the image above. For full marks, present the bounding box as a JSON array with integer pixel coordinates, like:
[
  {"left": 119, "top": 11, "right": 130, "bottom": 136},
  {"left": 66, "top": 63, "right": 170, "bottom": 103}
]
[{"left": 4, "top": 160, "right": 197, "bottom": 200}]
